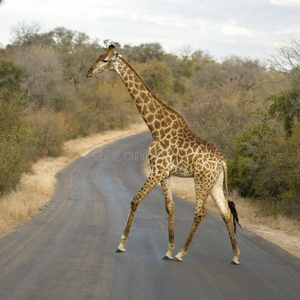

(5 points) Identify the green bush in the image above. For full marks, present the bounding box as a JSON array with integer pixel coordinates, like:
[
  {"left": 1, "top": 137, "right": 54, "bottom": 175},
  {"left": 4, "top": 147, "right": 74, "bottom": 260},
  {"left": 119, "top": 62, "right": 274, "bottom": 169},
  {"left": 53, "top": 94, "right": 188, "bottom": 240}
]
[
  {"left": 0, "top": 102, "right": 39, "bottom": 195},
  {"left": 268, "top": 87, "right": 300, "bottom": 137},
  {"left": 0, "top": 60, "right": 36, "bottom": 195},
  {"left": 228, "top": 119, "right": 300, "bottom": 216}
]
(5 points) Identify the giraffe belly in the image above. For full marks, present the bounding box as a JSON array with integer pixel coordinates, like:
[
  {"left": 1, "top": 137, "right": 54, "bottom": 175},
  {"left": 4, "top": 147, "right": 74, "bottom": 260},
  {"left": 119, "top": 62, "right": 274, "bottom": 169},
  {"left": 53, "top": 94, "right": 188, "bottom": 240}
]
[
  {"left": 170, "top": 165, "right": 194, "bottom": 178},
  {"left": 171, "top": 171, "right": 194, "bottom": 178}
]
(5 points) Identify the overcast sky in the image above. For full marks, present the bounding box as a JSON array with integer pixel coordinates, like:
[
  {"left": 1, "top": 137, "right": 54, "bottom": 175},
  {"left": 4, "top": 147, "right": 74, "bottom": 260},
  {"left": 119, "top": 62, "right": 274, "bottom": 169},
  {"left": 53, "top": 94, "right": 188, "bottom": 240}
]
[{"left": 1, "top": 0, "right": 300, "bottom": 61}]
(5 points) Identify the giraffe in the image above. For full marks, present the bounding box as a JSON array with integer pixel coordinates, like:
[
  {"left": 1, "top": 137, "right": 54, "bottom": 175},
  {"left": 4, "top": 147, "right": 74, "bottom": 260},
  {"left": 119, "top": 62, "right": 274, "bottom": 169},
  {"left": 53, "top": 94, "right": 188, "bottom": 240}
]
[{"left": 87, "top": 44, "right": 241, "bottom": 264}]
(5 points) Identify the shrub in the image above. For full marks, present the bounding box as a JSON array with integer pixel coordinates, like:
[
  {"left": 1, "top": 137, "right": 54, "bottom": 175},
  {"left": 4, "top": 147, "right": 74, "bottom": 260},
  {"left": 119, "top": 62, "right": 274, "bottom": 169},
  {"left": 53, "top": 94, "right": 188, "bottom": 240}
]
[
  {"left": 24, "top": 109, "right": 70, "bottom": 157},
  {"left": 228, "top": 119, "right": 300, "bottom": 217},
  {"left": 0, "top": 102, "right": 39, "bottom": 195}
]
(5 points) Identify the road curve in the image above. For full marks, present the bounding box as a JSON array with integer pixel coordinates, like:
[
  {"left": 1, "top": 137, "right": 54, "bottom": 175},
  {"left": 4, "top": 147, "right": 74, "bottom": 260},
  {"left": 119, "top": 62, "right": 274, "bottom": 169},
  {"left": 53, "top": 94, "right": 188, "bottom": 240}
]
[{"left": 0, "top": 131, "right": 299, "bottom": 300}]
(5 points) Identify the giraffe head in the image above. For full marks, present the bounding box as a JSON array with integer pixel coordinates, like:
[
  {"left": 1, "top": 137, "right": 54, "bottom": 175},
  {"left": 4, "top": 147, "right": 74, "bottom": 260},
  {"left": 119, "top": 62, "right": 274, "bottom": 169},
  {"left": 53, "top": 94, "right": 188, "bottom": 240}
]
[{"left": 86, "top": 44, "right": 118, "bottom": 77}]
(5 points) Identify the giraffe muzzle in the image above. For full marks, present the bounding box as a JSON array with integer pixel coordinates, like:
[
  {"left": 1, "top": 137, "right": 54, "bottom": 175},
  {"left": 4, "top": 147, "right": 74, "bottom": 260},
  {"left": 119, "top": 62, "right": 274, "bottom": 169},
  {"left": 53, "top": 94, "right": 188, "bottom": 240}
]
[{"left": 86, "top": 70, "right": 94, "bottom": 78}]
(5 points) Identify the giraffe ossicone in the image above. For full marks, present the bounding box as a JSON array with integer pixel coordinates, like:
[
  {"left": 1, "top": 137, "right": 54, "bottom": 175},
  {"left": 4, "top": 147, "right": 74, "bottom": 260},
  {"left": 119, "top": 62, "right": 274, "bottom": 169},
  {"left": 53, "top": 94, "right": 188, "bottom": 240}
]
[{"left": 87, "top": 45, "right": 241, "bottom": 264}]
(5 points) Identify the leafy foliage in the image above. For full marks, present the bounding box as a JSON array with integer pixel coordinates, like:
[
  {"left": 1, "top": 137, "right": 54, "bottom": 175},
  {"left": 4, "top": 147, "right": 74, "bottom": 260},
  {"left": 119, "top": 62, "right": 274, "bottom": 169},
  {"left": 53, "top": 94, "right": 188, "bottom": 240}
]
[
  {"left": 228, "top": 120, "right": 300, "bottom": 216},
  {"left": 0, "top": 59, "right": 27, "bottom": 101},
  {"left": 0, "top": 60, "right": 38, "bottom": 195},
  {"left": 268, "top": 87, "right": 300, "bottom": 137}
]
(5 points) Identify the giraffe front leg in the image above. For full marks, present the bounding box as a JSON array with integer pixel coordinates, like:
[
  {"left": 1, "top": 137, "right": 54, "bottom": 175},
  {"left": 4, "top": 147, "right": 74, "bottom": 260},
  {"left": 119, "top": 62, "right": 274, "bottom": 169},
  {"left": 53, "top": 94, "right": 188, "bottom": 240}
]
[
  {"left": 116, "top": 209, "right": 135, "bottom": 253},
  {"left": 161, "top": 177, "right": 175, "bottom": 260},
  {"left": 116, "top": 174, "right": 162, "bottom": 254}
]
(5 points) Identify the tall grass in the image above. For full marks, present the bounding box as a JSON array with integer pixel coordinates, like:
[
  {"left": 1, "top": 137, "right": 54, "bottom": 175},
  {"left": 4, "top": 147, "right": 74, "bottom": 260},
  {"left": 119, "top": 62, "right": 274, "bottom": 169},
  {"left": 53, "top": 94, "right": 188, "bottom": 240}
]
[{"left": 0, "top": 158, "right": 58, "bottom": 235}]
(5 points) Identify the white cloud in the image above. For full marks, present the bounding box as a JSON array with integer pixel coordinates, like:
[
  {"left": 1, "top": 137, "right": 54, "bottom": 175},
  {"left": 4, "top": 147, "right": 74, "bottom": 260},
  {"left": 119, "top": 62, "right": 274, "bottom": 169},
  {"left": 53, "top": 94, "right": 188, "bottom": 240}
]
[
  {"left": 132, "top": 12, "right": 188, "bottom": 29},
  {"left": 221, "top": 20, "right": 254, "bottom": 37},
  {"left": 274, "top": 26, "right": 300, "bottom": 35},
  {"left": 269, "top": 0, "right": 300, "bottom": 5}
]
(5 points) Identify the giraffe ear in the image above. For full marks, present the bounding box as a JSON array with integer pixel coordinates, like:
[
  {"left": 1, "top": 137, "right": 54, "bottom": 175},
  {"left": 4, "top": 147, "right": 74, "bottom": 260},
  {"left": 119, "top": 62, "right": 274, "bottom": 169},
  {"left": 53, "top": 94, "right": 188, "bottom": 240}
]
[{"left": 111, "top": 52, "right": 119, "bottom": 61}]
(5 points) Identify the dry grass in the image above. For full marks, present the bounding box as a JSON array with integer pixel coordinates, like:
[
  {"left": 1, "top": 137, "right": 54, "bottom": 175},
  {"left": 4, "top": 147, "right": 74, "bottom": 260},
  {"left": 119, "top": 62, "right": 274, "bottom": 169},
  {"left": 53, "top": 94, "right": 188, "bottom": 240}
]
[
  {"left": 144, "top": 162, "right": 300, "bottom": 259},
  {"left": 0, "top": 158, "right": 58, "bottom": 235},
  {"left": 0, "top": 123, "right": 147, "bottom": 237}
]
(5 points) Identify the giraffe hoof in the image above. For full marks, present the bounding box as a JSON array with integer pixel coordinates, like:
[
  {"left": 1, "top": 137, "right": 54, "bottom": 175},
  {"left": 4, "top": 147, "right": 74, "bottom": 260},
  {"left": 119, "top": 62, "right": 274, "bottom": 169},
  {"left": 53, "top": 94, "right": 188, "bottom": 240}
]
[
  {"left": 162, "top": 255, "right": 173, "bottom": 260},
  {"left": 115, "top": 248, "right": 126, "bottom": 253},
  {"left": 230, "top": 259, "right": 240, "bottom": 265},
  {"left": 173, "top": 257, "right": 183, "bottom": 262}
]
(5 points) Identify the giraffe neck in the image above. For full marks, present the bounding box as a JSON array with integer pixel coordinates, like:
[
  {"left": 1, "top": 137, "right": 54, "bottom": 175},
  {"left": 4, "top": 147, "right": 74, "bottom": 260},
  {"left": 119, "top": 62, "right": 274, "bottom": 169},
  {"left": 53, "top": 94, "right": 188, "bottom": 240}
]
[{"left": 114, "top": 57, "right": 188, "bottom": 139}]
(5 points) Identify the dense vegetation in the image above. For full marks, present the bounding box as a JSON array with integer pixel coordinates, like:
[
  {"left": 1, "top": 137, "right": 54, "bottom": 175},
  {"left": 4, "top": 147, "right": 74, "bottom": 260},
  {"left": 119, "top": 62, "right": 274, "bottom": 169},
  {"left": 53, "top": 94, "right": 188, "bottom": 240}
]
[{"left": 1, "top": 23, "right": 299, "bottom": 217}]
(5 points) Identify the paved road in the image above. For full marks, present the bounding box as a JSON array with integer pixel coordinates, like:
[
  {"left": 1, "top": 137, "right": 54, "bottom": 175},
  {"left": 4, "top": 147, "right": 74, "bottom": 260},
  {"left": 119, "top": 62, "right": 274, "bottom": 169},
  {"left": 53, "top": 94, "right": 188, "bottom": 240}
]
[{"left": 0, "top": 131, "right": 299, "bottom": 300}]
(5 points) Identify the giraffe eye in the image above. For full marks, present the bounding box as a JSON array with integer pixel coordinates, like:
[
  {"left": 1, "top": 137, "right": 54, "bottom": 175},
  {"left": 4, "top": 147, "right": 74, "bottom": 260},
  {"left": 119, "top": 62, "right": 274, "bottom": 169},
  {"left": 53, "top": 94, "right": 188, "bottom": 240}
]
[{"left": 103, "top": 59, "right": 108, "bottom": 63}]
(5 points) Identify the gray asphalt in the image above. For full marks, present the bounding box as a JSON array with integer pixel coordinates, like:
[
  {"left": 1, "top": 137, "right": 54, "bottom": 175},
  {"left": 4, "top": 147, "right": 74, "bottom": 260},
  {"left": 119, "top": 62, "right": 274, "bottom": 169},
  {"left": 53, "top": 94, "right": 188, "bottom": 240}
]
[{"left": 0, "top": 131, "right": 299, "bottom": 300}]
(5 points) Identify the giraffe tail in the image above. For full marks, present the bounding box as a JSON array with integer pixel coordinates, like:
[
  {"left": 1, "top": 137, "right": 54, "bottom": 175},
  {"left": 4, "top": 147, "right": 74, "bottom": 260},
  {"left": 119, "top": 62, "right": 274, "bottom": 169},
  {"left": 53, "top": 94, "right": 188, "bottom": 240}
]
[{"left": 222, "top": 162, "right": 242, "bottom": 234}]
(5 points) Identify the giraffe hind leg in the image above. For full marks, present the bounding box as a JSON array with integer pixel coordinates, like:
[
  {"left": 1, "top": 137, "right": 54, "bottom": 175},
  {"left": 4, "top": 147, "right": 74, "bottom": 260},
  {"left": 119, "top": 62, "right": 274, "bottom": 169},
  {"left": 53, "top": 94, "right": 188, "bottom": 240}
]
[
  {"left": 174, "top": 201, "right": 207, "bottom": 261},
  {"left": 174, "top": 172, "right": 210, "bottom": 261},
  {"left": 210, "top": 170, "right": 240, "bottom": 264},
  {"left": 161, "top": 177, "right": 175, "bottom": 260}
]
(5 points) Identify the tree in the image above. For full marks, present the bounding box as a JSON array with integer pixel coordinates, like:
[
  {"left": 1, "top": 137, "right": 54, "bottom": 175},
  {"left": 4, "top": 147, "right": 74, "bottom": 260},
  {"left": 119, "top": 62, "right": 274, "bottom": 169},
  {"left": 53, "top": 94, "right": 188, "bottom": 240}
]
[
  {"left": 49, "top": 27, "right": 77, "bottom": 52},
  {"left": 122, "top": 43, "right": 165, "bottom": 62},
  {"left": 269, "top": 36, "right": 300, "bottom": 84},
  {"left": 10, "top": 21, "right": 42, "bottom": 47},
  {"left": 268, "top": 38, "right": 300, "bottom": 136},
  {"left": 270, "top": 37, "right": 300, "bottom": 71},
  {"left": 268, "top": 87, "right": 300, "bottom": 137},
  {"left": 12, "top": 46, "right": 63, "bottom": 109}
]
